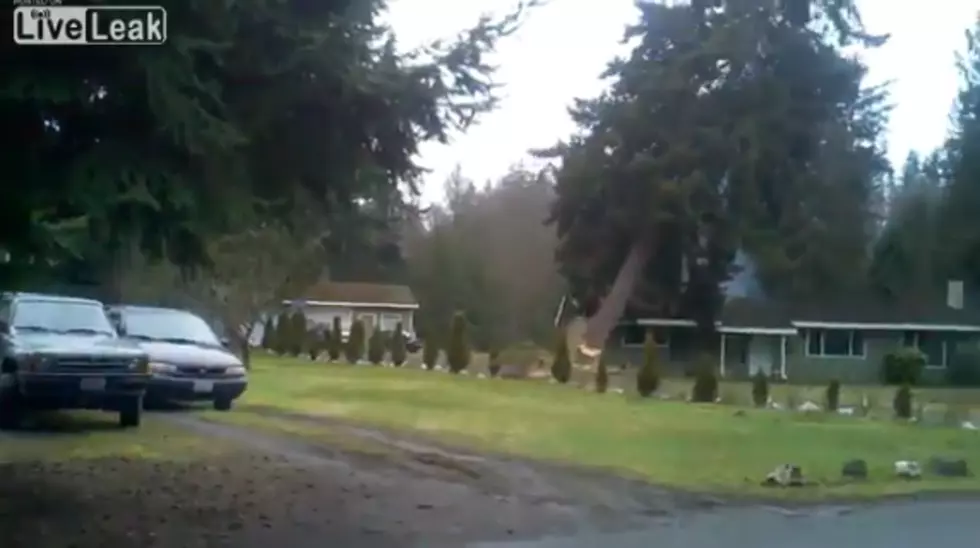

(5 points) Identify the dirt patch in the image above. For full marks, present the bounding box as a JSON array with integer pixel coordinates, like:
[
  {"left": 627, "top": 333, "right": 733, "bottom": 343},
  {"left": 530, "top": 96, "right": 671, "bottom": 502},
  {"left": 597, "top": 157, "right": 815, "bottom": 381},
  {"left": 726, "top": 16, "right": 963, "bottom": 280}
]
[{"left": 188, "top": 407, "right": 727, "bottom": 515}]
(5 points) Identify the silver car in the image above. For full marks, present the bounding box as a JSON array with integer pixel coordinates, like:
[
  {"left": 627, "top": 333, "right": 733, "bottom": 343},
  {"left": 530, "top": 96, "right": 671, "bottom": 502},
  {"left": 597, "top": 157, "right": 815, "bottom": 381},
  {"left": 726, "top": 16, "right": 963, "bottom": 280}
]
[{"left": 106, "top": 305, "right": 247, "bottom": 411}]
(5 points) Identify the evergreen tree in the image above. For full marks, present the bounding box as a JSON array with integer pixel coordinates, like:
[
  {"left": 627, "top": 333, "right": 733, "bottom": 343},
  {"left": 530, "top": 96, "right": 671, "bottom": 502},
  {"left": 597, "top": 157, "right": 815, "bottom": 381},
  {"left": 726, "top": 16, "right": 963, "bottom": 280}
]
[
  {"left": 550, "top": 329, "right": 572, "bottom": 384},
  {"left": 345, "top": 319, "right": 366, "bottom": 363},
  {"left": 446, "top": 312, "right": 471, "bottom": 373},
  {"left": 328, "top": 316, "right": 343, "bottom": 361},
  {"left": 595, "top": 357, "right": 609, "bottom": 394},
  {"left": 288, "top": 311, "right": 307, "bottom": 356},
  {"left": 539, "top": 0, "right": 889, "bottom": 362},
  {"left": 422, "top": 335, "right": 439, "bottom": 370},
  {"left": 390, "top": 322, "right": 408, "bottom": 367},
  {"left": 751, "top": 371, "right": 769, "bottom": 407},
  {"left": 260, "top": 316, "right": 275, "bottom": 350},
  {"left": 273, "top": 311, "right": 291, "bottom": 354},
  {"left": 636, "top": 331, "right": 661, "bottom": 397},
  {"left": 367, "top": 327, "right": 386, "bottom": 365}
]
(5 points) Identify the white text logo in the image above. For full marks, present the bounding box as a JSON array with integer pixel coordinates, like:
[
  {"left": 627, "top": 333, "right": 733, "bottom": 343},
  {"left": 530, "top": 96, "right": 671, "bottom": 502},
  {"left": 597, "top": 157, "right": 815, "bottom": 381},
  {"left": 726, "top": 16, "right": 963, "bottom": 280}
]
[{"left": 13, "top": 6, "right": 167, "bottom": 46}]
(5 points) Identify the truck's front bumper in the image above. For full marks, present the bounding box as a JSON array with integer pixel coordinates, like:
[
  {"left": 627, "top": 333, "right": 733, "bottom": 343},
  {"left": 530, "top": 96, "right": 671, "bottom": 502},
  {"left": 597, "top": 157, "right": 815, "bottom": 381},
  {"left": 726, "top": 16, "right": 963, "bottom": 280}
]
[{"left": 16, "top": 372, "right": 149, "bottom": 410}]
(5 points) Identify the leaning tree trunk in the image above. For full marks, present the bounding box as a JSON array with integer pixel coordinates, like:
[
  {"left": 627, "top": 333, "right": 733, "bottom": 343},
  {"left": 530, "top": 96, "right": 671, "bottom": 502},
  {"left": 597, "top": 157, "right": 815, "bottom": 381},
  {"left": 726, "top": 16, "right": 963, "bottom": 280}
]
[{"left": 577, "top": 240, "right": 653, "bottom": 360}]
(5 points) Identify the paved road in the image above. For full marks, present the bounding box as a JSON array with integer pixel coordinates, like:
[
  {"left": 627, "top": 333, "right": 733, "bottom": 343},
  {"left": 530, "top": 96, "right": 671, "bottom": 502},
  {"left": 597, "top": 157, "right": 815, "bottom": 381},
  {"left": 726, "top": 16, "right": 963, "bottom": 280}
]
[{"left": 472, "top": 499, "right": 980, "bottom": 548}]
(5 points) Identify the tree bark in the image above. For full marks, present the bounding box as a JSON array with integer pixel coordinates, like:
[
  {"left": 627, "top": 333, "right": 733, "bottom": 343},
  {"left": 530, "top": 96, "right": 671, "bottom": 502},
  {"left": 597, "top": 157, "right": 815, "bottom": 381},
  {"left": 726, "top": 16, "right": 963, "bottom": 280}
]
[{"left": 578, "top": 239, "right": 652, "bottom": 359}]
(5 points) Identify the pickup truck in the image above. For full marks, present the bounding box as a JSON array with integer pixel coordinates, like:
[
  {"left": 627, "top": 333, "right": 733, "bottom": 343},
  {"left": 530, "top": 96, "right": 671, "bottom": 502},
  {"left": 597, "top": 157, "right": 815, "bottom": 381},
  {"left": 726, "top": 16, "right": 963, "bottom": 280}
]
[{"left": 0, "top": 292, "right": 150, "bottom": 428}]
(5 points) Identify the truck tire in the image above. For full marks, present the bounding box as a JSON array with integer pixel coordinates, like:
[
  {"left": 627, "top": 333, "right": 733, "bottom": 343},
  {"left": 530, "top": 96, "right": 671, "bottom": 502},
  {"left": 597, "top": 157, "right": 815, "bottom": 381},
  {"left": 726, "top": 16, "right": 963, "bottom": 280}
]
[
  {"left": 213, "top": 397, "right": 233, "bottom": 411},
  {"left": 0, "top": 376, "right": 23, "bottom": 430},
  {"left": 119, "top": 396, "right": 142, "bottom": 428}
]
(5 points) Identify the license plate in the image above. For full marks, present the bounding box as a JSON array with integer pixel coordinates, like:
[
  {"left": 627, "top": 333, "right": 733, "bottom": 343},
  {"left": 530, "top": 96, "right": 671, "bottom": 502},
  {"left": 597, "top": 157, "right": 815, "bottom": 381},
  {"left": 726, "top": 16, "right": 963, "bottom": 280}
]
[
  {"left": 80, "top": 377, "right": 106, "bottom": 391},
  {"left": 192, "top": 380, "right": 213, "bottom": 393}
]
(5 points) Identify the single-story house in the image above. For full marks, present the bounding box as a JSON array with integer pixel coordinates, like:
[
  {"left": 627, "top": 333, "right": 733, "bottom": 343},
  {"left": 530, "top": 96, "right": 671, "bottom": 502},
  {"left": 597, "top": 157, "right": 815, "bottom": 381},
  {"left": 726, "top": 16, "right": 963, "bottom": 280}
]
[
  {"left": 577, "top": 281, "right": 980, "bottom": 384},
  {"left": 282, "top": 281, "right": 419, "bottom": 337}
]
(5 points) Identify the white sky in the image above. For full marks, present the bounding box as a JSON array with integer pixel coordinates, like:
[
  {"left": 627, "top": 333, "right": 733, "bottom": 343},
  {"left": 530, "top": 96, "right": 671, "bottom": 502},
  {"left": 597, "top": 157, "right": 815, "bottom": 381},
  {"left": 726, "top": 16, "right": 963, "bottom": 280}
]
[{"left": 385, "top": 0, "right": 978, "bottom": 206}]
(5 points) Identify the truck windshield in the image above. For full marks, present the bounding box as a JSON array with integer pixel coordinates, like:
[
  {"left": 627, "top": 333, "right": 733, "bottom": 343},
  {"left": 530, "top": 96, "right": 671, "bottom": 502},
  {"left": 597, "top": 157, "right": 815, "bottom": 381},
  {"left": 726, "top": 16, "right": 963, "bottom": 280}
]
[
  {"left": 121, "top": 308, "right": 221, "bottom": 347},
  {"left": 13, "top": 299, "right": 116, "bottom": 336}
]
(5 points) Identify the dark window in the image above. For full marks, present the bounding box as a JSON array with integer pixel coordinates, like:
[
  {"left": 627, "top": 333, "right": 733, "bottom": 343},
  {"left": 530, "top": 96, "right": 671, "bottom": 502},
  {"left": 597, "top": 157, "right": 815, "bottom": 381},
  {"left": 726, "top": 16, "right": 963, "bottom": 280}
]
[
  {"left": 621, "top": 324, "right": 645, "bottom": 346},
  {"left": 807, "top": 330, "right": 823, "bottom": 355},
  {"left": 807, "top": 329, "right": 863, "bottom": 357}
]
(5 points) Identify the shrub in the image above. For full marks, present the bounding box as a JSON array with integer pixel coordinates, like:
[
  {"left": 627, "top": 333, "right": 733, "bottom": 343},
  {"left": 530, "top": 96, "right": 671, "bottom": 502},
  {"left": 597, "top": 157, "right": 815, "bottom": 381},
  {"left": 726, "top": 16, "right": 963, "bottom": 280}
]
[
  {"left": 306, "top": 328, "right": 322, "bottom": 360},
  {"left": 550, "top": 329, "right": 572, "bottom": 384},
  {"left": 825, "top": 379, "right": 841, "bottom": 412},
  {"left": 367, "top": 327, "right": 385, "bottom": 365},
  {"left": 636, "top": 331, "right": 660, "bottom": 397},
  {"left": 488, "top": 348, "right": 501, "bottom": 378},
  {"left": 690, "top": 356, "right": 719, "bottom": 403},
  {"left": 327, "top": 316, "right": 343, "bottom": 361},
  {"left": 595, "top": 357, "right": 609, "bottom": 393},
  {"left": 287, "top": 311, "right": 307, "bottom": 356},
  {"left": 260, "top": 316, "right": 275, "bottom": 349},
  {"left": 345, "top": 319, "right": 366, "bottom": 362},
  {"left": 421, "top": 334, "right": 439, "bottom": 370},
  {"left": 446, "top": 312, "right": 470, "bottom": 373},
  {"left": 273, "top": 311, "right": 290, "bottom": 354},
  {"left": 946, "top": 347, "right": 980, "bottom": 387},
  {"left": 893, "top": 384, "right": 913, "bottom": 419},
  {"left": 751, "top": 371, "right": 769, "bottom": 407},
  {"left": 881, "top": 347, "right": 925, "bottom": 385},
  {"left": 390, "top": 322, "right": 408, "bottom": 367}
]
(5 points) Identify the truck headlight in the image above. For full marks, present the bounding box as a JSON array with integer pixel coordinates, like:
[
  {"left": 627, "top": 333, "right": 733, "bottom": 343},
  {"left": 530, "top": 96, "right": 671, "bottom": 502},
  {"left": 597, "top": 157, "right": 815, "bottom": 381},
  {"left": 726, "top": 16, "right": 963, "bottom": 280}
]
[
  {"left": 131, "top": 357, "right": 150, "bottom": 374},
  {"left": 149, "top": 362, "right": 178, "bottom": 374},
  {"left": 226, "top": 366, "right": 246, "bottom": 376}
]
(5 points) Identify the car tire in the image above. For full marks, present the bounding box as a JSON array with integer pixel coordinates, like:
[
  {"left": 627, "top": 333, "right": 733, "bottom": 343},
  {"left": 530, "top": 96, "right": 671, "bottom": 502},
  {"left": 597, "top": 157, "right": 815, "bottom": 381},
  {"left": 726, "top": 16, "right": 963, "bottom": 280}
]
[
  {"left": 213, "top": 398, "right": 233, "bottom": 411},
  {"left": 119, "top": 397, "right": 142, "bottom": 428}
]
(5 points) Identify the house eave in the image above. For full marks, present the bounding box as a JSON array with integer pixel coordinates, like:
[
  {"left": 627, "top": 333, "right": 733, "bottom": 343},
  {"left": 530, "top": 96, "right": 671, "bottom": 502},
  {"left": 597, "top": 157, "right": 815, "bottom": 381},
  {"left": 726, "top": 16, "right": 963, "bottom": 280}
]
[
  {"left": 283, "top": 300, "right": 419, "bottom": 310},
  {"left": 634, "top": 318, "right": 980, "bottom": 334},
  {"left": 791, "top": 321, "right": 980, "bottom": 332}
]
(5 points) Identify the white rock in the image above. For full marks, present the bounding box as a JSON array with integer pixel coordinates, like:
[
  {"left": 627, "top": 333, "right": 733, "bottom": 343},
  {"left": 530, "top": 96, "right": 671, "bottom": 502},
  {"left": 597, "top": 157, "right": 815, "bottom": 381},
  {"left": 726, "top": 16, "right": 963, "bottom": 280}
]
[
  {"left": 612, "top": 388, "right": 624, "bottom": 394},
  {"left": 460, "top": 370, "right": 469, "bottom": 376},
  {"left": 837, "top": 406, "right": 855, "bottom": 416},
  {"left": 798, "top": 401, "right": 821, "bottom": 413},
  {"left": 894, "top": 460, "right": 922, "bottom": 479},
  {"left": 434, "top": 365, "right": 444, "bottom": 371},
  {"left": 477, "top": 373, "right": 487, "bottom": 379},
  {"left": 768, "top": 401, "right": 783, "bottom": 410},
  {"left": 962, "top": 421, "right": 977, "bottom": 430}
]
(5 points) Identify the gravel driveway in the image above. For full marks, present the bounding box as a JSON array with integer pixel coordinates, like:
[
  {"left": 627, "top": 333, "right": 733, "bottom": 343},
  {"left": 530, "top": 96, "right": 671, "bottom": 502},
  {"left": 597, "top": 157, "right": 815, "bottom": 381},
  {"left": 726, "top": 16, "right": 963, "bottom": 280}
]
[{"left": 2, "top": 410, "right": 979, "bottom": 548}]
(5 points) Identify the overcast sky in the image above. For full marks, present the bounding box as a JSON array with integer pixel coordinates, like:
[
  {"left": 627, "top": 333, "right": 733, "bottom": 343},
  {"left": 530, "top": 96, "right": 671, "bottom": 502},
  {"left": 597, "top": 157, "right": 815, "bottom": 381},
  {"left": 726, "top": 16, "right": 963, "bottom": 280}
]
[{"left": 385, "top": 0, "right": 977, "bottom": 206}]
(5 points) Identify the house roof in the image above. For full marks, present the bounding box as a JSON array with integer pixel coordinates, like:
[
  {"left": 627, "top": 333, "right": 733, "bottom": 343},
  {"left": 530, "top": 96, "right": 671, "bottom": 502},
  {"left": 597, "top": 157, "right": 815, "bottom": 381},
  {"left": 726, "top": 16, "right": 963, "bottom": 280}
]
[
  {"left": 295, "top": 281, "right": 418, "bottom": 307},
  {"left": 635, "top": 296, "right": 980, "bottom": 332}
]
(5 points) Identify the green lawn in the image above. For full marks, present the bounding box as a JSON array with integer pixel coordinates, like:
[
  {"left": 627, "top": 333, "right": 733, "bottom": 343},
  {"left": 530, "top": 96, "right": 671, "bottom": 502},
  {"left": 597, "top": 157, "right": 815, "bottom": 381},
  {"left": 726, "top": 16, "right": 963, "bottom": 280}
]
[
  {"left": 226, "top": 355, "right": 980, "bottom": 499},
  {"left": 0, "top": 412, "right": 231, "bottom": 463}
]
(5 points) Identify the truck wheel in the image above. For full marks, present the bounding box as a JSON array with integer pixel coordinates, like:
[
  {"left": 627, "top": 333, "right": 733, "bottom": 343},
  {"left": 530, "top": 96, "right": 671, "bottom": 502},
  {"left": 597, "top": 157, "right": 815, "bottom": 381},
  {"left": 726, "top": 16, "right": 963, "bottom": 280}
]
[
  {"left": 0, "top": 379, "right": 23, "bottom": 430},
  {"left": 213, "top": 398, "right": 233, "bottom": 411},
  {"left": 119, "top": 397, "right": 142, "bottom": 428}
]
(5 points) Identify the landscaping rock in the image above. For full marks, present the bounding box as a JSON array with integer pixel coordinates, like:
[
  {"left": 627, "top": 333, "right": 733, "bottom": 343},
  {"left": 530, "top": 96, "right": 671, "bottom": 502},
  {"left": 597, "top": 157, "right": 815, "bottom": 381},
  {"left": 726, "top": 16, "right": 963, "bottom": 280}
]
[
  {"left": 894, "top": 460, "right": 922, "bottom": 479},
  {"left": 612, "top": 388, "right": 624, "bottom": 394},
  {"left": 841, "top": 459, "right": 868, "bottom": 480},
  {"left": 919, "top": 404, "right": 948, "bottom": 427},
  {"left": 928, "top": 457, "right": 970, "bottom": 477},
  {"left": 797, "top": 401, "right": 821, "bottom": 413},
  {"left": 837, "top": 406, "right": 856, "bottom": 416},
  {"left": 762, "top": 464, "right": 805, "bottom": 487},
  {"left": 476, "top": 373, "right": 486, "bottom": 379},
  {"left": 434, "top": 365, "right": 445, "bottom": 371},
  {"left": 962, "top": 421, "right": 977, "bottom": 430}
]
